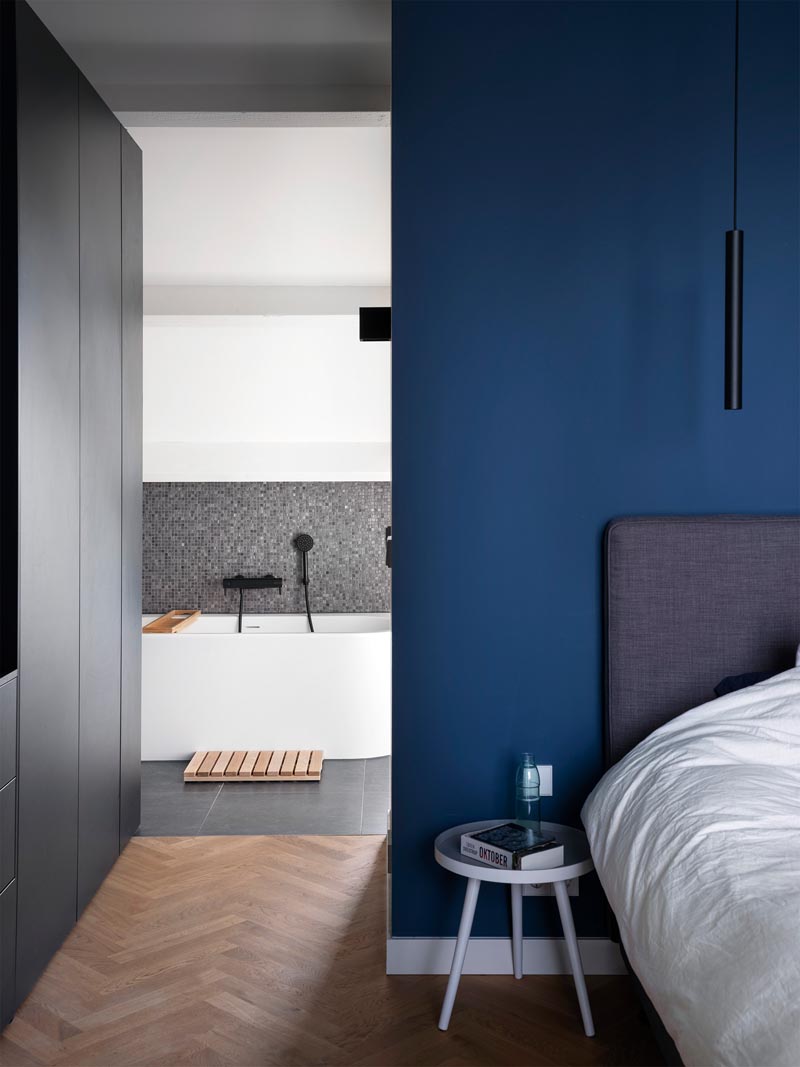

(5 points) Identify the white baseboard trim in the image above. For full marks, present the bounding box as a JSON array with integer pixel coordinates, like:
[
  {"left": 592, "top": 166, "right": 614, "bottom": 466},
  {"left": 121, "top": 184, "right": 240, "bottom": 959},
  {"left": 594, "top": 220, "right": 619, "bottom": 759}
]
[{"left": 386, "top": 937, "right": 625, "bottom": 976}]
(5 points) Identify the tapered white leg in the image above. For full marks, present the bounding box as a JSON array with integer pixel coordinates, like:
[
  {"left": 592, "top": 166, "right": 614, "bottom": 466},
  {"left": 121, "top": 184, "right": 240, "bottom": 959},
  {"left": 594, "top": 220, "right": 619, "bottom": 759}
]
[
  {"left": 553, "top": 879, "right": 595, "bottom": 1037},
  {"left": 438, "top": 878, "right": 480, "bottom": 1030},
  {"left": 511, "top": 883, "right": 523, "bottom": 979}
]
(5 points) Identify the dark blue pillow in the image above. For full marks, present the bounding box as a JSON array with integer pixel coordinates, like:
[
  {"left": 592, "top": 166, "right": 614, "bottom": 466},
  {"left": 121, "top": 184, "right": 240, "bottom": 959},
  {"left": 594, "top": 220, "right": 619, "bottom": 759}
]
[{"left": 714, "top": 671, "right": 775, "bottom": 698}]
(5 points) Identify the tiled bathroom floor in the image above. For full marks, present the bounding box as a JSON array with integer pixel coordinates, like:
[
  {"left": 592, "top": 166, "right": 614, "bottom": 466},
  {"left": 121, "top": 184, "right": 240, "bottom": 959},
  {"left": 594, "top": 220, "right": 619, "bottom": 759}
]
[{"left": 137, "top": 757, "right": 391, "bottom": 836}]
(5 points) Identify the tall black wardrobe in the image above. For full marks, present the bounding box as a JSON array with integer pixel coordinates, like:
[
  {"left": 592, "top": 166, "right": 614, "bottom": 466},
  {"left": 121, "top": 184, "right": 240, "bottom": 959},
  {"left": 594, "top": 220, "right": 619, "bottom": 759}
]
[{"left": 0, "top": 1, "right": 143, "bottom": 1022}]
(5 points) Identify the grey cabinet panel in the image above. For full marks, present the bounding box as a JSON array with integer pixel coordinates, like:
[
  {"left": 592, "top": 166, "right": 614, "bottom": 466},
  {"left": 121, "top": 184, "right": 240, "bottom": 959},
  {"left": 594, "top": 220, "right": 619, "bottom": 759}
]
[
  {"left": 78, "top": 76, "right": 122, "bottom": 913},
  {"left": 0, "top": 4, "right": 18, "bottom": 683},
  {"left": 0, "top": 880, "right": 16, "bottom": 1027},
  {"left": 15, "top": 0, "right": 80, "bottom": 1005},
  {"left": 0, "top": 781, "right": 14, "bottom": 891},
  {"left": 120, "top": 129, "right": 143, "bottom": 849},
  {"left": 0, "top": 677, "right": 16, "bottom": 790}
]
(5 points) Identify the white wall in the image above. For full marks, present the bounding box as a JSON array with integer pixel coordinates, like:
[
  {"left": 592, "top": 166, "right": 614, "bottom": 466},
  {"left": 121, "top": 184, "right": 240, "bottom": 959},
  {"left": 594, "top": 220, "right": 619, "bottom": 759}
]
[
  {"left": 143, "top": 315, "right": 390, "bottom": 481},
  {"left": 134, "top": 125, "right": 390, "bottom": 482},
  {"left": 131, "top": 126, "right": 390, "bottom": 286}
]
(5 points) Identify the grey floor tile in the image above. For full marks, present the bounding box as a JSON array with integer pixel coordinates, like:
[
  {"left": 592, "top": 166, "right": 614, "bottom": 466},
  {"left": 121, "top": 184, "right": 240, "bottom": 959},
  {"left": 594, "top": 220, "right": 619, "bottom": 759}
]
[
  {"left": 364, "top": 755, "right": 390, "bottom": 793},
  {"left": 317, "top": 759, "right": 366, "bottom": 790},
  {"left": 361, "top": 791, "right": 390, "bottom": 835},
  {"left": 141, "top": 762, "right": 217, "bottom": 803},
  {"left": 363, "top": 782, "right": 390, "bottom": 801},
  {"left": 139, "top": 788, "right": 221, "bottom": 836},
  {"left": 363, "top": 784, "right": 391, "bottom": 808},
  {"left": 138, "top": 758, "right": 389, "bottom": 837},
  {"left": 138, "top": 815, "right": 211, "bottom": 837},
  {"left": 362, "top": 784, "right": 390, "bottom": 809},
  {"left": 141, "top": 760, "right": 192, "bottom": 791},
  {"left": 138, "top": 762, "right": 220, "bottom": 836},
  {"left": 213, "top": 761, "right": 363, "bottom": 801},
  {"left": 199, "top": 786, "right": 363, "bottom": 835},
  {"left": 363, "top": 794, "right": 390, "bottom": 824},
  {"left": 361, "top": 811, "right": 390, "bottom": 835}
]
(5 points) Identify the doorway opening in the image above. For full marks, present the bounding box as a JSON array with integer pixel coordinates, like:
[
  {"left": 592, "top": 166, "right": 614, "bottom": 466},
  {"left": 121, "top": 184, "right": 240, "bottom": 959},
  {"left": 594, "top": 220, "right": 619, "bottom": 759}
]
[{"left": 134, "top": 121, "right": 391, "bottom": 836}]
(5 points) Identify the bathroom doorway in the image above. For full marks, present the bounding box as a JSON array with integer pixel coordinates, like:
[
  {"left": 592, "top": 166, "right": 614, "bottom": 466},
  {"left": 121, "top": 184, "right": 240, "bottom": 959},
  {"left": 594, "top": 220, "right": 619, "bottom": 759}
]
[{"left": 133, "top": 122, "right": 391, "bottom": 836}]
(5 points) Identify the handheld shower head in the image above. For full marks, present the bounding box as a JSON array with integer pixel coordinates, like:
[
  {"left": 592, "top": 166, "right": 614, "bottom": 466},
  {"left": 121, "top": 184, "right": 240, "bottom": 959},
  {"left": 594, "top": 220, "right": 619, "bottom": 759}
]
[{"left": 295, "top": 533, "right": 314, "bottom": 588}]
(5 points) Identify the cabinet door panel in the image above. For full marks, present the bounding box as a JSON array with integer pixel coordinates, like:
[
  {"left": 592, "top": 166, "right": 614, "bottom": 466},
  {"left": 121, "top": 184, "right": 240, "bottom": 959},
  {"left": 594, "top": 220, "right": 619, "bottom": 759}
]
[
  {"left": 78, "top": 76, "right": 122, "bottom": 913},
  {"left": 0, "top": 3, "right": 18, "bottom": 684},
  {"left": 15, "top": 0, "right": 80, "bottom": 1005},
  {"left": 0, "top": 781, "right": 15, "bottom": 891},
  {"left": 0, "top": 677, "right": 16, "bottom": 790},
  {"left": 0, "top": 880, "right": 16, "bottom": 1027},
  {"left": 120, "top": 129, "right": 143, "bottom": 848}
]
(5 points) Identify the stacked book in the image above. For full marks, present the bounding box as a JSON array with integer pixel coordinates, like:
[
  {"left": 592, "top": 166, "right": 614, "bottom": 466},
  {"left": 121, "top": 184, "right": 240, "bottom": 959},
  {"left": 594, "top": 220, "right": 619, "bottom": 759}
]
[{"left": 461, "top": 823, "right": 564, "bottom": 871}]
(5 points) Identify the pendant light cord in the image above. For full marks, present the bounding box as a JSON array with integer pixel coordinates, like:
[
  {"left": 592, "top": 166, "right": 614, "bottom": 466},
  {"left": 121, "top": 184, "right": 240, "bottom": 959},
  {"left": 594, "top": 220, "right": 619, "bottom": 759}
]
[{"left": 732, "top": 0, "right": 740, "bottom": 229}]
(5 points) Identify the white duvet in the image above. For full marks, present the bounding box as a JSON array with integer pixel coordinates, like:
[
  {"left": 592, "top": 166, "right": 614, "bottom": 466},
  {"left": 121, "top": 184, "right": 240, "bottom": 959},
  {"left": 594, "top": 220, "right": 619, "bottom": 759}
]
[{"left": 582, "top": 667, "right": 800, "bottom": 1067}]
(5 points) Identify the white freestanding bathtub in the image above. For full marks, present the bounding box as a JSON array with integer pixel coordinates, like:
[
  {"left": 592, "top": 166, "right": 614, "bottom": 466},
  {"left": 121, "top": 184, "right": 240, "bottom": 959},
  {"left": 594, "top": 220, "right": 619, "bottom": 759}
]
[{"left": 141, "top": 613, "right": 390, "bottom": 760}]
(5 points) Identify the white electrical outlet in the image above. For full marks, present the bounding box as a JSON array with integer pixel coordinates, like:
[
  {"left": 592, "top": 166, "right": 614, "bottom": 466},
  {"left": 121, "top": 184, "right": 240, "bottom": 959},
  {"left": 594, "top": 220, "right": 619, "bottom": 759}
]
[
  {"left": 537, "top": 764, "right": 553, "bottom": 796},
  {"left": 523, "top": 878, "right": 579, "bottom": 898}
]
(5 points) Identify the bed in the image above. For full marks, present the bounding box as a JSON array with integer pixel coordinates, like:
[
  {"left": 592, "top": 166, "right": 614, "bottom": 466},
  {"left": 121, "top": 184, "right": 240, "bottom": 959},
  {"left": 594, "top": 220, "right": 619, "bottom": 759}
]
[{"left": 582, "top": 516, "right": 800, "bottom": 1067}]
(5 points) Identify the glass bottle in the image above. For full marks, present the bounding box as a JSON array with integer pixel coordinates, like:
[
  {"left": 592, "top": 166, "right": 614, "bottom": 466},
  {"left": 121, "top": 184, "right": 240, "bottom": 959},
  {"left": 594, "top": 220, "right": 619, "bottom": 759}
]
[{"left": 515, "top": 753, "right": 541, "bottom": 838}]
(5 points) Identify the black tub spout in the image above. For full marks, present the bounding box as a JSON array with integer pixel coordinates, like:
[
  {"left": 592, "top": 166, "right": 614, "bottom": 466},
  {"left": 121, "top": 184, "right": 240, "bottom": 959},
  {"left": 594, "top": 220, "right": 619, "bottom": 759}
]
[{"left": 222, "top": 574, "right": 283, "bottom": 632}]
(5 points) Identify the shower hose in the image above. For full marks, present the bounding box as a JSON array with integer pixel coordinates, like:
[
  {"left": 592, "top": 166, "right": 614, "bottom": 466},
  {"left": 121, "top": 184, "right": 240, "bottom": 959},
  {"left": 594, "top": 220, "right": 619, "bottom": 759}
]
[{"left": 304, "top": 581, "right": 314, "bottom": 633}]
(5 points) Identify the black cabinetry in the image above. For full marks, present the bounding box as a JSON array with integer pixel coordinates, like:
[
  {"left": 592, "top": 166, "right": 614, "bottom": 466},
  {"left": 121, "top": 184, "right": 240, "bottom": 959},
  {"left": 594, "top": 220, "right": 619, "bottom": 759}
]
[
  {"left": 7, "top": 1, "right": 143, "bottom": 1019},
  {"left": 15, "top": 0, "right": 81, "bottom": 1003},
  {"left": 120, "top": 129, "right": 143, "bottom": 850},
  {"left": 0, "top": 675, "right": 16, "bottom": 1026},
  {"left": 77, "top": 75, "right": 123, "bottom": 914}
]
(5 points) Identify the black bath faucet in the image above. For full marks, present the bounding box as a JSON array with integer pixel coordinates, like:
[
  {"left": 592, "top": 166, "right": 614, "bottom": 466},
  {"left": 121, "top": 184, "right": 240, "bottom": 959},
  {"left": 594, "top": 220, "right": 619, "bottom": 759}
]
[
  {"left": 222, "top": 574, "right": 283, "bottom": 632},
  {"left": 222, "top": 575, "right": 283, "bottom": 592}
]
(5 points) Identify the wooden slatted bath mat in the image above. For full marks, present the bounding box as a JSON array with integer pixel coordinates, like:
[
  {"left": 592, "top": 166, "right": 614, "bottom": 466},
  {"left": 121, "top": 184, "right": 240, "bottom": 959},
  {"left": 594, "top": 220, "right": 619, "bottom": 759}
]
[
  {"left": 184, "top": 750, "right": 324, "bottom": 782},
  {"left": 142, "top": 610, "right": 201, "bottom": 634}
]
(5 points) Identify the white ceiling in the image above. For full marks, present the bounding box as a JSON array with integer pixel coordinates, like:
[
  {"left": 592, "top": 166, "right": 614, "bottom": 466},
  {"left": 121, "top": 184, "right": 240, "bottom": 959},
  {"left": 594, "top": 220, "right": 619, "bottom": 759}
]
[
  {"left": 131, "top": 125, "right": 390, "bottom": 287},
  {"left": 29, "top": 0, "right": 391, "bottom": 115}
]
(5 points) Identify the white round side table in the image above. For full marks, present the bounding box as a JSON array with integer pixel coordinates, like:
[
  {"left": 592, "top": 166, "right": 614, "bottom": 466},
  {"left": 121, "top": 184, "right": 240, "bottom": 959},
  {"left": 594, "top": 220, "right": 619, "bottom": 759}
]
[{"left": 434, "top": 820, "right": 595, "bottom": 1036}]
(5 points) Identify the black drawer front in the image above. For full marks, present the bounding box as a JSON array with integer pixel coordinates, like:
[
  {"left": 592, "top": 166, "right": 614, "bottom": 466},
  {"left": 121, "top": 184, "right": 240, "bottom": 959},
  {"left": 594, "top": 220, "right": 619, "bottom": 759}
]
[
  {"left": 0, "top": 678, "right": 16, "bottom": 790},
  {"left": 0, "top": 880, "right": 16, "bottom": 1026},
  {"left": 0, "top": 782, "right": 14, "bottom": 892}
]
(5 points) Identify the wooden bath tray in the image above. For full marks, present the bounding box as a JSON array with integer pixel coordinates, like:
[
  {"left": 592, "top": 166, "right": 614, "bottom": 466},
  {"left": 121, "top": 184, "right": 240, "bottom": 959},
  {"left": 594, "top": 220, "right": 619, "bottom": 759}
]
[
  {"left": 184, "top": 749, "right": 324, "bottom": 782},
  {"left": 143, "top": 610, "right": 201, "bottom": 634}
]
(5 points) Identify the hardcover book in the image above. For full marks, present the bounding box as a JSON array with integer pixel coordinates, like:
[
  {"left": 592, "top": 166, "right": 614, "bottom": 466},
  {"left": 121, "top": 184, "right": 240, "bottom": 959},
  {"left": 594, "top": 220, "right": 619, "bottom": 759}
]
[{"left": 460, "top": 823, "right": 564, "bottom": 871}]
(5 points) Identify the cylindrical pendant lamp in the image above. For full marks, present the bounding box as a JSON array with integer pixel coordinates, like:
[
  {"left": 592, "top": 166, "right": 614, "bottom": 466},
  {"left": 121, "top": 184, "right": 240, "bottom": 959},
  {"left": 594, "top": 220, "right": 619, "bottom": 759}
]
[
  {"left": 724, "top": 229, "right": 743, "bottom": 409},
  {"left": 724, "top": 0, "right": 743, "bottom": 410}
]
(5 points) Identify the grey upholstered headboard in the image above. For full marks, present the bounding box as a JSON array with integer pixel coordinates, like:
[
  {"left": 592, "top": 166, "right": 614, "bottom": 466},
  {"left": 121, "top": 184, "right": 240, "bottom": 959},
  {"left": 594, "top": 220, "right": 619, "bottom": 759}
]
[{"left": 605, "top": 516, "right": 800, "bottom": 766}]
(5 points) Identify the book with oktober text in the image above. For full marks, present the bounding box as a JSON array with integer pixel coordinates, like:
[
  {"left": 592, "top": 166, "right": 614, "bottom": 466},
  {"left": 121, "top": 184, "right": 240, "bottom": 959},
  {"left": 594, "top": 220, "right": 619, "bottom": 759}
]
[{"left": 460, "top": 823, "right": 564, "bottom": 871}]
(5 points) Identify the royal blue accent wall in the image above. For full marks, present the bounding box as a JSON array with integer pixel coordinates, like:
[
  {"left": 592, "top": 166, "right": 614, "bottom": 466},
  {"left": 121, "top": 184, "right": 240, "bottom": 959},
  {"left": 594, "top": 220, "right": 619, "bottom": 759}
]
[{"left": 391, "top": 0, "right": 800, "bottom": 938}]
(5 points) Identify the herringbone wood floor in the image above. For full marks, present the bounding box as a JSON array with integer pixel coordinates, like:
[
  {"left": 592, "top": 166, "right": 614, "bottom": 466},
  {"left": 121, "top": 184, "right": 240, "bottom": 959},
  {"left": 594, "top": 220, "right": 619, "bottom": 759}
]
[{"left": 0, "top": 837, "right": 662, "bottom": 1066}]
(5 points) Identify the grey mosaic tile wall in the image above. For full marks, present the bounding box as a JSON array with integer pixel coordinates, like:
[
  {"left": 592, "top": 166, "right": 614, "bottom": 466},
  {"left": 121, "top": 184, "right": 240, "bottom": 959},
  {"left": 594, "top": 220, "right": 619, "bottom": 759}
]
[{"left": 143, "top": 482, "right": 391, "bottom": 615}]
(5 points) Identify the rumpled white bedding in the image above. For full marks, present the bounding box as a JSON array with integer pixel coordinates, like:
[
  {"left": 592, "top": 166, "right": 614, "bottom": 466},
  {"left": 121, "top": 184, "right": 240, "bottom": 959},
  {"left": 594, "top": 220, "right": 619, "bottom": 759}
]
[{"left": 582, "top": 667, "right": 800, "bottom": 1067}]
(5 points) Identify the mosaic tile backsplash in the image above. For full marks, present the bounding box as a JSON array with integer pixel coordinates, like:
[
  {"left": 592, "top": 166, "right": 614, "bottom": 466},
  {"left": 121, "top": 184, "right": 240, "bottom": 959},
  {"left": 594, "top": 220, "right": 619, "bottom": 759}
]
[{"left": 143, "top": 482, "right": 391, "bottom": 615}]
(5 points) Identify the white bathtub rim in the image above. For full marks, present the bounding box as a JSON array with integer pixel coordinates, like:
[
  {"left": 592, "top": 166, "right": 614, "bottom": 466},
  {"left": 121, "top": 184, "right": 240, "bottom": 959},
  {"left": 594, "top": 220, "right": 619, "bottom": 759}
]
[{"left": 142, "top": 612, "right": 391, "bottom": 636}]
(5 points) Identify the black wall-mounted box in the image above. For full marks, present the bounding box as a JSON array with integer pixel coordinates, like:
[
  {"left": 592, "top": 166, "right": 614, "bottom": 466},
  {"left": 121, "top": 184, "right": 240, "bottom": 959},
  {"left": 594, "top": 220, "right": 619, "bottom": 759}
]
[{"left": 359, "top": 306, "right": 391, "bottom": 342}]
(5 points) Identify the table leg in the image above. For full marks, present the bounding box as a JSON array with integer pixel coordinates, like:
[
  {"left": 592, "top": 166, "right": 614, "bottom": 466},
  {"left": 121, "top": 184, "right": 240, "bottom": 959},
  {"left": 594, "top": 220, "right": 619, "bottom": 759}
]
[
  {"left": 553, "top": 879, "right": 595, "bottom": 1037},
  {"left": 438, "top": 877, "right": 480, "bottom": 1031},
  {"left": 511, "top": 883, "right": 523, "bottom": 979}
]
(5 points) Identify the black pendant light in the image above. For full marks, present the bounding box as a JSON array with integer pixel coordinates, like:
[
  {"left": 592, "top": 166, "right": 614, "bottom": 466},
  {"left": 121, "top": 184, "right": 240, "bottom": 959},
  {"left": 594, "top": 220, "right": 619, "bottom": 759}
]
[{"left": 724, "top": 0, "right": 743, "bottom": 410}]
